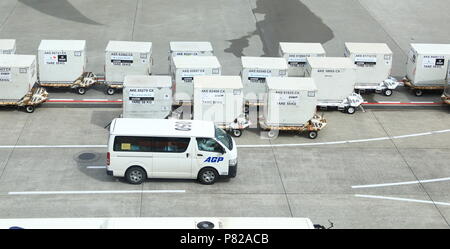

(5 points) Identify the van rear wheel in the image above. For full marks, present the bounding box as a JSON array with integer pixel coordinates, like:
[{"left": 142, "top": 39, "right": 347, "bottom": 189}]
[
  {"left": 198, "top": 168, "right": 219, "bottom": 185},
  {"left": 125, "top": 167, "right": 146, "bottom": 185}
]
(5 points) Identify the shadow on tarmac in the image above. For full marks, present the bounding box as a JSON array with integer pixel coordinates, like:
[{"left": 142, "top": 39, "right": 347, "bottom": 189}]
[
  {"left": 19, "top": 0, "right": 102, "bottom": 25},
  {"left": 225, "top": 0, "right": 334, "bottom": 57}
]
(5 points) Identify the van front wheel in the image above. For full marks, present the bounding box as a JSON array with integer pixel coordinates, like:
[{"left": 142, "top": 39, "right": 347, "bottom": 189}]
[
  {"left": 125, "top": 166, "right": 147, "bottom": 185},
  {"left": 198, "top": 168, "right": 219, "bottom": 185}
]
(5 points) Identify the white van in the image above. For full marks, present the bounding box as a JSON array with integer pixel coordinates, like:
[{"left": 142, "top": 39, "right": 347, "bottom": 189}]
[{"left": 107, "top": 118, "right": 238, "bottom": 184}]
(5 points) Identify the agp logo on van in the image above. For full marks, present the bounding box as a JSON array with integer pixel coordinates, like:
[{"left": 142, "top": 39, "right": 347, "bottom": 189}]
[{"left": 204, "top": 157, "right": 224, "bottom": 163}]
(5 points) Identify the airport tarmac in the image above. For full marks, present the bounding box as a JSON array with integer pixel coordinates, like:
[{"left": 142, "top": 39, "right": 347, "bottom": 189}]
[
  {"left": 0, "top": 0, "right": 450, "bottom": 228},
  {"left": 0, "top": 107, "right": 449, "bottom": 228},
  {"left": 0, "top": 0, "right": 449, "bottom": 103}
]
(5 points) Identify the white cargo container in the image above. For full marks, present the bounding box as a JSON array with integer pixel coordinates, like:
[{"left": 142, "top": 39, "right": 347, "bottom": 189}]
[
  {"left": 38, "top": 40, "right": 87, "bottom": 84},
  {"left": 263, "top": 77, "right": 317, "bottom": 126},
  {"left": 123, "top": 75, "right": 172, "bottom": 119},
  {"left": 344, "top": 42, "right": 397, "bottom": 96},
  {"left": 0, "top": 39, "right": 16, "bottom": 54},
  {"left": 169, "top": 41, "right": 213, "bottom": 58},
  {"left": 105, "top": 41, "right": 152, "bottom": 95},
  {"left": 171, "top": 56, "right": 221, "bottom": 102},
  {"left": 0, "top": 54, "right": 37, "bottom": 100},
  {"left": 405, "top": 43, "right": 450, "bottom": 96},
  {"left": 193, "top": 76, "right": 248, "bottom": 136},
  {"left": 279, "top": 42, "right": 326, "bottom": 77},
  {"left": 241, "top": 57, "right": 288, "bottom": 103},
  {"left": 305, "top": 57, "right": 363, "bottom": 114}
]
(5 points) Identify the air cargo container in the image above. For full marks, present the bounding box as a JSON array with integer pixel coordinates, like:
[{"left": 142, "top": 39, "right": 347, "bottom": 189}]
[
  {"left": 171, "top": 56, "right": 221, "bottom": 103},
  {"left": 0, "top": 39, "right": 16, "bottom": 54},
  {"left": 344, "top": 42, "right": 398, "bottom": 96},
  {"left": 260, "top": 77, "right": 326, "bottom": 139},
  {"left": 104, "top": 41, "right": 153, "bottom": 95},
  {"left": 123, "top": 75, "right": 172, "bottom": 119},
  {"left": 38, "top": 40, "right": 96, "bottom": 95},
  {"left": 241, "top": 57, "right": 288, "bottom": 104},
  {"left": 169, "top": 41, "right": 213, "bottom": 58},
  {"left": 305, "top": 57, "right": 363, "bottom": 114},
  {"left": 0, "top": 54, "right": 47, "bottom": 113},
  {"left": 279, "top": 42, "right": 325, "bottom": 77},
  {"left": 193, "top": 76, "right": 249, "bottom": 137},
  {"left": 404, "top": 43, "right": 450, "bottom": 96}
]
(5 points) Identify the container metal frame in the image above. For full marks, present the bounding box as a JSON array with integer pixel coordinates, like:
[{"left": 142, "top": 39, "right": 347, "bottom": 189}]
[
  {"left": 259, "top": 114, "right": 327, "bottom": 139},
  {"left": 0, "top": 87, "right": 48, "bottom": 113}
]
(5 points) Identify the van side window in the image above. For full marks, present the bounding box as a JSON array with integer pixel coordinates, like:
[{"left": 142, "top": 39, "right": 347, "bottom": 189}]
[
  {"left": 152, "top": 137, "right": 190, "bottom": 153},
  {"left": 196, "top": 138, "right": 223, "bottom": 153},
  {"left": 114, "top": 136, "right": 190, "bottom": 153}
]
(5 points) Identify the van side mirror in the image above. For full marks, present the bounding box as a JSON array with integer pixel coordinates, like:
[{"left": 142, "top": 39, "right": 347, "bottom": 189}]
[{"left": 215, "top": 145, "right": 225, "bottom": 154}]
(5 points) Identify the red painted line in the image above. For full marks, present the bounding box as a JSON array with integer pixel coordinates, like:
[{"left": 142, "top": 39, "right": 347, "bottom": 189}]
[
  {"left": 45, "top": 100, "right": 443, "bottom": 105},
  {"left": 363, "top": 102, "right": 442, "bottom": 105}
]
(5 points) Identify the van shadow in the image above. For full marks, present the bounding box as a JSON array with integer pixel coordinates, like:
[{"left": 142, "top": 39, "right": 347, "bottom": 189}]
[
  {"left": 74, "top": 150, "right": 117, "bottom": 183},
  {"left": 90, "top": 110, "right": 122, "bottom": 129}
]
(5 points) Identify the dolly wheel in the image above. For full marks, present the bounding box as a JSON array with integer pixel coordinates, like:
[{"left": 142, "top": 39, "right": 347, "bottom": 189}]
[
  {"left": 232, "top": 129, "right": 242, "bottom": 137},
  {"left": 383, "top": 89, "right": 393, "bottom": 96},
  {"left": 267, "top": 130, "right": 277, "bottom": 138},
  {"left": 25, "top": 105, "right": 35, "bottom": 113},
  {"left": 414, "top": 89, "right": 423, "bottom": 97},
  {"left": 346, "top": 106, "right": 356, "bottom": 114},
  {"left": 106, "top": 88, "right": 115, "bottom": 95},
  {"left": 77, "top": 87, "right": 87, "bottom": 95},
  {"left": 308, "top": 131, "right": 318, "bottom": 139}
]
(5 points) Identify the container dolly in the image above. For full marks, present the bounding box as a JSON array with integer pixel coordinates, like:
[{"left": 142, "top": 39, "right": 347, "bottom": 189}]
[
  {"left": 402, "top": 77, "right": 446, "bottom": 97},
  {"left": 259, "top": 114, "right": 327, "bottom": 139},
  {"left": 39, "top": 72, "right": 98, "bottom": 95},
  {"left": 355, "top": 76, "right": 399, "bottom": 96},
  {"left": 217, "top": 114, "right": 252, "bottom": 137},
  {"left": 442, "top": 92, "right": 450, "bottom": 105},
  {"left": 0, "top": 86, "right": 48, "bottom": 113},
  {"left": 317, "top": 92, "right": 365, "bottom": 114}
]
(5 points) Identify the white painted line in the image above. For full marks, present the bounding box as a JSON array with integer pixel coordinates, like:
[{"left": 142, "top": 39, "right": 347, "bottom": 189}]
[
  {"left": 431, "top": 129, "right": 450, "bottom": 134},
  {"left": 86, "top": 166, "right": 106, "bottom": 169},
  {"left": 377, "top": 101, "right": 401, "bottom": 104},
  {"left": 352, "top": 177, "right": 450, "bottom": 189},
  {"left": 347, "top": 137, "right": 390, "bottom": 143},
  {"left": 1, "top": 128, "right": 450, "bottom": 150},
  {"left": 355, "top": 194, "right": 450, "bottom": 207},
  {"left": 82, "top": 99, "right": 108, "bottom": 101},
  {"left": 48, "top": 99, "right": 75, "bottom": 101},
  {"left": 391, "top": 132, "right": 432, "bottom": 139},
  {"left": 0, "top": 145, "right": 107, "bottom": 149},
  {"left": 410, "top": 101, "right": 436, "bottom": 104},
  {"left": 8, "top": 190, "right": 186, "bottom": 195}
]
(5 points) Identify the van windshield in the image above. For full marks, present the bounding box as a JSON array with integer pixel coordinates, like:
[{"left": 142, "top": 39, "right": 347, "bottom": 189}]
[{"left": 215, "top": 127, "right": 233, "bottom": 151}]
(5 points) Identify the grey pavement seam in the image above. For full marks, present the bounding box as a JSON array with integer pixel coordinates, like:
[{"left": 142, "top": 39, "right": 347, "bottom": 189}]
[
  {"left": 370, "top": 110, "right": 450, "bottom": 227},
  {"left": 357, "top": 0, "right": 407, "bottom": 58},
  {"left": 139, "top": 180, "right": 144, "bottom": 217},
  {"left": 246, "top": 0, "right": 274, "bottom": 56},
  {"left": 268, "top": 139, "right": 294, "bottom": 217},
  {"left": 0, "top": 114, "right": 30, "bottom": 182},
  {"left": 130, "top": 0, "right": 141, "bottom": 41},
  {"left": 0, "top": 1, "right": 19, "bottom": 33}
]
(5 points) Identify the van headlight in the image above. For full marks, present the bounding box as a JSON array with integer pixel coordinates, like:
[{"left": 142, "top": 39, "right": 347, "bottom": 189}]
[{"left": 229, "top": 158, "right": 238, "bottom": 166}]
